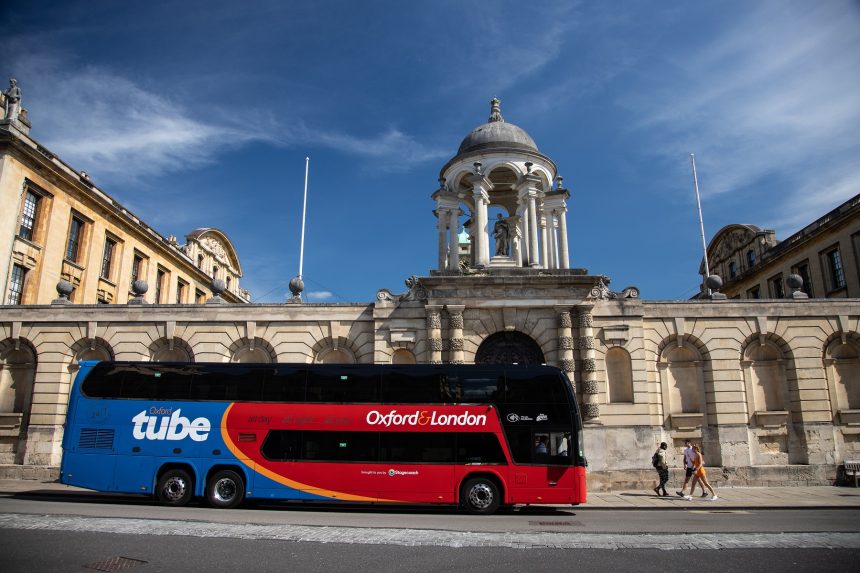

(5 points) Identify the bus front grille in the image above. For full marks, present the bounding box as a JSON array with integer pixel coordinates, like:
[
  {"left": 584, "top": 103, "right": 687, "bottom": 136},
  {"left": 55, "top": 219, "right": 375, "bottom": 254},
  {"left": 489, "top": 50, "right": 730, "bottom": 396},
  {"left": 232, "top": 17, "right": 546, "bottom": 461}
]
[{"left": 78, "top": 428, "right": 115, "bottom": 450}]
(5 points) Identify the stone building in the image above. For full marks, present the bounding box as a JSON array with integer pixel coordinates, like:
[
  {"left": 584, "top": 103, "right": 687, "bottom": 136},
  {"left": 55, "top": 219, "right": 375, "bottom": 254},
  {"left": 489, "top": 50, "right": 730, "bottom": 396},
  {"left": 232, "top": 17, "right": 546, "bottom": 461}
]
[
  {"left": 0, "top": 83, "right": 249, "bottom": 307},
  {"left": 698, "top": 193, "right": 860, "bottom": 300},
  {"left": 1, "top": 93, "right": 858, "bottom": 490}
]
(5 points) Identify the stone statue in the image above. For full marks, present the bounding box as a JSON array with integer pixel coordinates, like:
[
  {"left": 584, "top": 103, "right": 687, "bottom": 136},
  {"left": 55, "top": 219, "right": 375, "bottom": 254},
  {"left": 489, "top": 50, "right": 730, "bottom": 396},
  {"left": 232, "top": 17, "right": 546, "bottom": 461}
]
[
  {"left": 3, "top": 78, "right": 21, "bottom": 121},
  {"left": 493, "top": 213, "right": 511, "bottom": 256}
]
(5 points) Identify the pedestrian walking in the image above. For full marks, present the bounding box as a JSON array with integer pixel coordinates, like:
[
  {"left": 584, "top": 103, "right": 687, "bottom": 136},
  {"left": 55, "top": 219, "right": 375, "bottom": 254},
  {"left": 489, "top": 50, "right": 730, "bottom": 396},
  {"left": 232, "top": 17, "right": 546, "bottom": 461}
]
[
  {"left": 686, "top": 444, "right": 718, "bottom": 501},
  {"left": 651, "top": 442, "right": 669, "bottom": 497},
  {"left": 676, "top": 439, "right": 707, "bottom": 498}
]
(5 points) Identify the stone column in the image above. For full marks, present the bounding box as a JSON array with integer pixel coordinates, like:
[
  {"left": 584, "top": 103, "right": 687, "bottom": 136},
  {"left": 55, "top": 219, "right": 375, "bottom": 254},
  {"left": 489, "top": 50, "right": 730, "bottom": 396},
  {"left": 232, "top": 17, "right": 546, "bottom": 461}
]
[
  {"left": 539, "top": 212, "right": 549, "bottom": 269},
  {"left": 436, "top": 209, "right": 448, "bottom": 270},
  {"left": 558, "top": 206, "right": 570, "bottom": 269},
  {"left": 447, "top": 305, "right": 465, "bottom": 364},
  {"left": 518, "top": 204, "right": 530, "bottom": 266},
  {"left": 467, "top": 174, "right": 492, "bottom": 268},
  {"left": 527, "top": 190, "right": 540, "bottom": 267},
  {"left": 547, "top": 210, "right": 558, "bottom": 269},
  {"left": 426, "top": 305, "right": 443, "bottom": 364},
  {"left": 556, "top": 307, "right": 576, "bottom": 393},
  {"left": 577, "top": 305, "right": 600, "bottom": 424},
  {"left": 448, "top": 208, "right": 460, "bottom": 271}
]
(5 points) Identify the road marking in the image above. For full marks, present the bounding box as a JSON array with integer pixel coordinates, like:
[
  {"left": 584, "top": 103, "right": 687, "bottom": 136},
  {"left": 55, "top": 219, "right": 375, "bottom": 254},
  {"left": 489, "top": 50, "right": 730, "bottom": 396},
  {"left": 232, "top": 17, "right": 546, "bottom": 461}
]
[{"left": 0, "top": 513, "right": 858, "bottom": 550}]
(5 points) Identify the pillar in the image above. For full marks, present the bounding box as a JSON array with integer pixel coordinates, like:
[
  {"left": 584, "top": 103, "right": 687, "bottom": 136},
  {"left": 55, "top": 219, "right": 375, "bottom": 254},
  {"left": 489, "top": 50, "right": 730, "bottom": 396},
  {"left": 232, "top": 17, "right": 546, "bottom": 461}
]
[
  {"left": 426, "top": 305, "right": 443, "bottom": 364},
  {"left": 558, "top": 206, "right": 570, "bottom": 269},
  {"left": 577, "top": 305, "right": 600, "bottom": 424},
  {"left": 448, "top": 208, "right": 460, "bottom": 271},
  {"left": 556, "top": 307, "right": 576, "bottom": 393},
  {"left": 527, "top": 191, "right": 540, "bottom": 267},
  {"left": 447, "top": 305, "right": 465, "bottom": 364},
  {"left": 436, "top": 209, "right": 448, "bottom": 270}
]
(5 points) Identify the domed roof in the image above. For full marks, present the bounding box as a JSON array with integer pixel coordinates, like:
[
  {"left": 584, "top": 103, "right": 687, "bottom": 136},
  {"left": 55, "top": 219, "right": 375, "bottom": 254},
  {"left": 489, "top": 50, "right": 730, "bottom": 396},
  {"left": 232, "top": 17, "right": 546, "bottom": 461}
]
[{"left": 457, "top": 98, "right": 538, "bottom": 155}]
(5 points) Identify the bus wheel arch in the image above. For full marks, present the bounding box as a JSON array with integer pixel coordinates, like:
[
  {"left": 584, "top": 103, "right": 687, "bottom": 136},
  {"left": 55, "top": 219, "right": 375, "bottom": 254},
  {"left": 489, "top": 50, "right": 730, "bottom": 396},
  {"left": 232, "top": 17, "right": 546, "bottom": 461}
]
[
  {"left": 205, "top": 465, "right": 246, "bottom": 509},
  {"left": 155, "top": 464, "right": 196, "bottom": 506},
  {"left": 459, "top": 473, "right": 503, "bottom": 515}
]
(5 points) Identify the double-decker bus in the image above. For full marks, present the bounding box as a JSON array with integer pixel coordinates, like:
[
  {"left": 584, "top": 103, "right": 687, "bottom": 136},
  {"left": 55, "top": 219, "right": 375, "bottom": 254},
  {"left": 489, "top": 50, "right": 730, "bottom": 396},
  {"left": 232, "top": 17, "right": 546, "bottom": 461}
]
[{"left": 61, "top": 361, "right": 586, "bottom": 514}]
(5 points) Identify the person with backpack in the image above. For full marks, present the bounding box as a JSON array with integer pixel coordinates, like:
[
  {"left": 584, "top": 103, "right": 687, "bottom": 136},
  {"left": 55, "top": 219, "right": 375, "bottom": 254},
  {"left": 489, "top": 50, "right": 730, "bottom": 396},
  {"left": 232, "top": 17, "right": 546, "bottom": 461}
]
[{"left": 652, "top": 442, "right": 669, "bottom": 496}]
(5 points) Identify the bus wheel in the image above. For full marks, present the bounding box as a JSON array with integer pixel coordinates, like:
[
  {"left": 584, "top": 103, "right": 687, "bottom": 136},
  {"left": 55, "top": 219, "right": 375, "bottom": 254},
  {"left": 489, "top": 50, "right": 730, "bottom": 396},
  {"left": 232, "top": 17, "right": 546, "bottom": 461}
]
[
  {"left": 206, "top": 470, "right": 245, "bottom": 509},
  {"left": 157, "top": 469, "right": 193, "bottom": 506},
  {"left": 461, "top": 477, "right": 500, "bottom": 515}
]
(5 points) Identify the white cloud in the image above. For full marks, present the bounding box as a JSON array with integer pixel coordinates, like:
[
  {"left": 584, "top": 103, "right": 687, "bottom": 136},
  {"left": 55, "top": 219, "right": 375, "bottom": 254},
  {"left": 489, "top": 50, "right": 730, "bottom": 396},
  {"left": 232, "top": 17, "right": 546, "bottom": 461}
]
[
  {"left": 621, "top": 1, "right": 860, "bottom": 214},
  {"left": 307, "top": 291, "right": 333, "bottom": 301},
  {"left": 10, "top": 54, "right": 445, "bottom": 183}
]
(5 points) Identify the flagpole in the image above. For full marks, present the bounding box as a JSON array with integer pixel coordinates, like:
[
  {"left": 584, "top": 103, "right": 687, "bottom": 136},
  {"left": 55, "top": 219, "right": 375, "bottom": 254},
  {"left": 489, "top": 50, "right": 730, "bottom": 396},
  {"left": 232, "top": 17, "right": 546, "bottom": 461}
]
[
  {"left": 288, "top": 157, "right": 310, "bottom": 303},
  {"left": 690, "top": 153, "right": 711, "bottom": 292},
  {"left": 298, "top": 156, "right": 309, "bottom": 279}
]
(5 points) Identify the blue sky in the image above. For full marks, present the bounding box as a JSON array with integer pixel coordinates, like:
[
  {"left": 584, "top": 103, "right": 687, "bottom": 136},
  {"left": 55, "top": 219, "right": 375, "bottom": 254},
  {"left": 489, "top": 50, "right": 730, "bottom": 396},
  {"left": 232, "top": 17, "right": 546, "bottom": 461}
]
[{"left": 3, "top": 1, "right": 859, "bottom": 302}]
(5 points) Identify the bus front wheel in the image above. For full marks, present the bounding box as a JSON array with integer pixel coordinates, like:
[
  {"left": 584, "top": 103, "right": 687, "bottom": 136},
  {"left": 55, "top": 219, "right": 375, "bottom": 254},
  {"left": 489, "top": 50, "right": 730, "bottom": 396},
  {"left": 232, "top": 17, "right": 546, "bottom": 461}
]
[
  {"left": 461, "top": 477, "right": 500, "bottom": 515},
  {"left": 206, "top": 470, "right": 245, "bottom": 509},
  {"left": 156, "top": 469, "right": 193, "bottom": 507}
]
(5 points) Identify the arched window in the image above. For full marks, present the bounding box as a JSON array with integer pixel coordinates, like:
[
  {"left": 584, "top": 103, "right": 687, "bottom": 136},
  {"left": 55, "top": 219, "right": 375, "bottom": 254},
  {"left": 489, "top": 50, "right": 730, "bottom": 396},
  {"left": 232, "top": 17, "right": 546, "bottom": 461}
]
[
  {"left": 605, "top": 347, "right": 633, "bottom": 403},
  {"left": 197, "top": 254, "right": 204, "bottom": 269}
]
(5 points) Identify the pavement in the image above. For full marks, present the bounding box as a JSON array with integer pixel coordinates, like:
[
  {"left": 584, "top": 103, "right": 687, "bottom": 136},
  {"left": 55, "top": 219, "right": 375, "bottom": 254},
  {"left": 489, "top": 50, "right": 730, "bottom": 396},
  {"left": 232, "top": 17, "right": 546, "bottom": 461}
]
[{"left": 1, "top": 479, "right": 860, "bottom": 510}]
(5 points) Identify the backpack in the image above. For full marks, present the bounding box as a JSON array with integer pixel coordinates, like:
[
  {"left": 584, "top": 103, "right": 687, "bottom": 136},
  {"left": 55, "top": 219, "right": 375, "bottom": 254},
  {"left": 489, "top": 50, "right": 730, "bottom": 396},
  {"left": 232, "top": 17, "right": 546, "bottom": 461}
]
[{"left": 651, "top": 450, "right": 661, "bottom": 468}]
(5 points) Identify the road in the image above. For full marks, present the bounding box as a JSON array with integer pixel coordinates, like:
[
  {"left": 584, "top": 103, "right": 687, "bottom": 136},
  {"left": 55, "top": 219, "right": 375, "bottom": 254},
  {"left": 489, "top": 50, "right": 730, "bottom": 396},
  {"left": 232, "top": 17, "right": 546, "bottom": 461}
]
[{"left": 1, "top": 489, "right": 859, "bottom": 572}]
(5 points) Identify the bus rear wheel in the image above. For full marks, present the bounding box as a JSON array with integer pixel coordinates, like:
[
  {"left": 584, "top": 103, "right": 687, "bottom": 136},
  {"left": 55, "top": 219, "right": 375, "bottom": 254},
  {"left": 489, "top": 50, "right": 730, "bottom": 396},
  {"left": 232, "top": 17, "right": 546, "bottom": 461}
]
[
  {"left": 206, "top": 470, "right": 245, "bottom": 509},
  {"left": 461, "top": 477, "right": 500, "bottom": 515},
  {"left": 156, "top": 469, "right": 193, "bottom": 507}
]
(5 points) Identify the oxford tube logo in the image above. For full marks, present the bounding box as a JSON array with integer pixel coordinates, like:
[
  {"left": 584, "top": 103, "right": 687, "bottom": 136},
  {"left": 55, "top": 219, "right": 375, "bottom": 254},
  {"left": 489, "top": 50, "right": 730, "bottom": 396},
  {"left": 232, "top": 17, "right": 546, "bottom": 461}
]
[{"left": 131, "top": 409, "right": 211, "bottom": 441}]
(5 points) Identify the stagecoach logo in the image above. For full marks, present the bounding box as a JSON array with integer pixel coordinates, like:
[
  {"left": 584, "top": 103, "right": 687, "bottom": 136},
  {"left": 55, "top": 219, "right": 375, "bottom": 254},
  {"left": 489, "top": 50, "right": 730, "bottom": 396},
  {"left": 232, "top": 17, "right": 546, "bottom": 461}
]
[
  {"left": 132, "top": 409, "right": 211, "bottom": 442},
  {"left": 506, "top": 413, "right": 549, "bottom": 423},
  {"left": 388, "top": 469, "right": 419, "bottom": 476},
  {"left": 365, "top": 409, "right": 487, "bottom": 428}
]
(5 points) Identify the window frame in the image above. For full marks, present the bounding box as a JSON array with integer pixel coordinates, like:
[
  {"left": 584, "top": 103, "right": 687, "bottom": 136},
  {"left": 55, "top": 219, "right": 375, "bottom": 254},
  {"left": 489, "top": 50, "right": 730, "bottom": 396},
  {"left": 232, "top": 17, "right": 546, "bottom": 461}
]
[
  {"left": 65, "top": 215, "right": 86, "bottom": 263},
  {"left": 100, "top": 237, "right": 117, "bottom": 280},
  {"left": 7, "top": 264, "right": 27, "bottom": 305}
]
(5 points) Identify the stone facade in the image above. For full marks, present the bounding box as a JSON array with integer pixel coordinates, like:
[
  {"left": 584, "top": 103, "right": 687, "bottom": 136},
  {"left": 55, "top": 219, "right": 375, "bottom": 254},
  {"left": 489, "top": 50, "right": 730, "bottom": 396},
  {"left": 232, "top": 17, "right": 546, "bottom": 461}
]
[
  {"left": 1, "top": 94, "right": 858, "bottom": 490},
  {"left": 699, "top": 194, "right": 860, "bottom": 300},
  {"left": 1, "top": 87, "right": 249, "bottom": 306}
]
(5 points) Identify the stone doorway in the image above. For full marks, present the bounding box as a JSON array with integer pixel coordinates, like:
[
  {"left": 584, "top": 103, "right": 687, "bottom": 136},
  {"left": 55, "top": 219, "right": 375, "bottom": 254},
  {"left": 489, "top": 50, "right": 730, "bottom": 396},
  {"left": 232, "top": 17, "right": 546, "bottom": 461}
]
[{"left": 475, "top": 331, "right": 545, "bottom": 365}]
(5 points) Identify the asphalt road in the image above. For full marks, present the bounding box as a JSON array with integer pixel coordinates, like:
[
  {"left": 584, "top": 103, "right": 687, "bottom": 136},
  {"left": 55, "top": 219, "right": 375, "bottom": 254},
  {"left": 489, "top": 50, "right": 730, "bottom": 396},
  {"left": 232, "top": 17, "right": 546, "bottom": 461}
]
[{"left": 1, "top": 490, "right": 859, "bottom": 572}]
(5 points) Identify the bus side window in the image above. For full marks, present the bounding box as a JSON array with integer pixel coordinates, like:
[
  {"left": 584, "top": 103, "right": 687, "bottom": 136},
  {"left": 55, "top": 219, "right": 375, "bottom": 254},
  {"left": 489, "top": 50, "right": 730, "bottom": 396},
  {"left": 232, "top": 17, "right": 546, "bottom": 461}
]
[{"left": 261, "top": 430, "right": 301, "bottom": 461}]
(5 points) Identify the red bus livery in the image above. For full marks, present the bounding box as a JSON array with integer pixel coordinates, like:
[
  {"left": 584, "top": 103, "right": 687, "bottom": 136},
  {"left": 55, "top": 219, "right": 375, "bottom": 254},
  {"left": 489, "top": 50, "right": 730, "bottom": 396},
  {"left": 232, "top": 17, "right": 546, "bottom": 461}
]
[{"left": 61, "top": 362, "right": 586, "bottom": 514}]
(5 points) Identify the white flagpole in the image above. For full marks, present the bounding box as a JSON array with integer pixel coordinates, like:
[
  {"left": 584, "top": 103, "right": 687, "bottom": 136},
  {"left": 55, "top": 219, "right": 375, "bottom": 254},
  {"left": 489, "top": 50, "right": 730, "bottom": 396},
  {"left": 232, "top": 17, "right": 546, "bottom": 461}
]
[
  {"left": 298, "top": 157, "right": 309, "bottom": 279},
  {"left": 690, "top": 153, "right": 711, "bottom": 288}
]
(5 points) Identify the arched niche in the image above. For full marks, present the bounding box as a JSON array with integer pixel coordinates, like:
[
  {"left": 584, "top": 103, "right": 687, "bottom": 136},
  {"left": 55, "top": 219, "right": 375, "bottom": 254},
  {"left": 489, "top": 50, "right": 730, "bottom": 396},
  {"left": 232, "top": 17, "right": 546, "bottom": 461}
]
[
  {"left": 605, "top": 346, "right": 633, "bottom": 403},
  {"left": 68, "top": 338, "right": 114, "bottom": 376},
  {"left": 824, "top": 334, "right": 860, "bottom": 424},
  {"left": 316, "top": 347, "right": 355, "bottom": 364},
  {"left": 229, "top": 337, "right": 277, "bottom": 364},
  {"left": 741, "top": 338, "right": 793, "bottom": 432},
  {"left": 656, "top": 337, "right": 707, "bottom": 430},
  {"left": 150, "top": 338, "right": 194, "bottom": 362},
  {"left": 391, "top": 349, "right": 416, "bottom": 365},
  {"left": 475, "top": 331, "right": 545, "bottom": 365},
  {"left": 0, "top": 339, "right": 37, "bottom": 464}
]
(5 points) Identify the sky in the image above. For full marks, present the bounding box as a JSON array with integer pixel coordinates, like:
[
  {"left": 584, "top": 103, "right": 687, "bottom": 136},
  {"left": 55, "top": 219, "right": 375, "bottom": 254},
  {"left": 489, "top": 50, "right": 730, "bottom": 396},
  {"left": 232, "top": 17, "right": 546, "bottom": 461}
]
[{"left": 2, "top": 0, "right": 859, "bottom": 303}]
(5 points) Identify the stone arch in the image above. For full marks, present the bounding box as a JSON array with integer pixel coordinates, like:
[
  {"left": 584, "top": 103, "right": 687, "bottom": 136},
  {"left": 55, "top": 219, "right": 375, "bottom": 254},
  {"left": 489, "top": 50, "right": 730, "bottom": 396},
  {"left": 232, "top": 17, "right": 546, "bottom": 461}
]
[
  {"left": 391, "top": 349, "right": 417, "bottom": 365},
  {"left": 67, "top": 337, "right": 115, "bottom": 380},
  {"left": 605, "top": 346, "right": 633, "bottom": 403},
  {"left": 823, "top": 332, "right": 860, "bottom": 417},
  {"left": 311, "top": 337, "right": 359, "bottom": 364},
  {"left": 475, "top": 331, "right": 545, "bottom": 365},
  {"left": 0, "top": 338, "right": 37, "bottom": 464},
  {"left": 149, "top": 337, "right": 194, "bottom": 362},
  {"left": 739, "top": 333, "right": 796, "bottom": 419},
  {"left": 656, "top": 334, "right": 712, "bottom": 430},
  {"left": 227, "top": 337, "right": 277, "bottom": 363}
]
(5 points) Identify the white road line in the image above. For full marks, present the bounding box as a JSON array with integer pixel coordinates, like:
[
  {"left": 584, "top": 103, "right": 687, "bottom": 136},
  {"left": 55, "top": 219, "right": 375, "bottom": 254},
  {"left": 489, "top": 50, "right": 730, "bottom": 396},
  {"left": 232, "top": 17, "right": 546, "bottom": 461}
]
[{"left": 0, "top": 513, "right": 858, "bottom": 550}]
